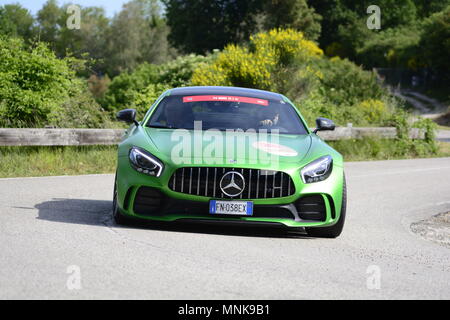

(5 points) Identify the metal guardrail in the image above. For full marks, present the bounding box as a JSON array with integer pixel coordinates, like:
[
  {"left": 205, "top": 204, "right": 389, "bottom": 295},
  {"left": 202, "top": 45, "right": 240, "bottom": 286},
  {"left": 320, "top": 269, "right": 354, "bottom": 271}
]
[
  {"left": 0, "top": 128, "right": 124, "bottom": 146},
  {"left": 0, "top": 126, "right": 425, "bottom": 146},
  {"left": 317, "top": 126, "right": 423, "bottom": 141}
]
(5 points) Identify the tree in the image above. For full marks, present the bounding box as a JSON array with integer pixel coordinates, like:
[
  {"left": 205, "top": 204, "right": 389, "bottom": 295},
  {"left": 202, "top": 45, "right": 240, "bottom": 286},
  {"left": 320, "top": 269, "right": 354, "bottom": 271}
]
[
  {"left": 261, "top": 0, "right": 322, "bottom": 41},
  {"left": 348, "top": 0, "right": 418, "bottom": 29},
  {"left": 36, "top": 0, "right": 63, "bottom": 49},
  {"left": 308, "top": 0, "right": 355, "bottom": 49},
  {"left": 309, "top": 0, "right": 419, "bottom": 60},
  {"left": 33, "top": 0, "right": 173, "bottom": 75},
  {"left": 57, "top": 5, "right": 110, "bottom": 73},
  {"left": 419, "top": 6, "right": 450, "bottom": 75},
  {"left": 164, "top": 0, "right": 261, "bottom": 54},
  {"left": 334, "top": 11, "right": 373, "bottom": 61},
  {"left": 105, "top": 0, "right": 174, "bottom": 75},
  {"left": 0, "top": 4, "right": 35, "bottom": 39},
  {"left": 356, "top": 26, "right": 421, "bottom": 68},
  {"left": 413, "top": 0, "right": 450, "bottom": 18}
]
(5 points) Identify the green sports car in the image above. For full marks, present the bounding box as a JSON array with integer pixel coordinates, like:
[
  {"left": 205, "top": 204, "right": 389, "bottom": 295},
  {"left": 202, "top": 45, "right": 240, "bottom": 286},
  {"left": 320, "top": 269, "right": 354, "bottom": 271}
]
[{"left": 113, "top": 86, "right": 346, "bottom": 238}]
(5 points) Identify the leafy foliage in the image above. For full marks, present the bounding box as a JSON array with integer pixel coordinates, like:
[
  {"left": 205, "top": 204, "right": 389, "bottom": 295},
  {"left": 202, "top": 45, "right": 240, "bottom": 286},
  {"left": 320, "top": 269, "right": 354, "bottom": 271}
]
[
  {"left": 0, "top": 0, "right": 447, "bottom": 143},
  {"left": 413, "top": 0, "right": 450, "bottom": 18},
  {"left": 419, "top": 6, "right": 450, "bottom": 75},
  {"left": 191, "top": 29, "right": 396, "bottom": 127},
  {"left": 0, "top": 37, "right": 74, "bottom": 127},
  {"left": 50, "top": 79, "right": 113, "bottom": 128},
  {"left": 101, "top": 54, "right": 210, "bottom": 114},
  {"left": 157, "top": 54, "right": 213, "bottom": 87},
  {"left": 356, "top": 26, "right": 421, "bottom": 68},
  {"left": 261, "top": 0, "right": 322, "bottom": 41},
  {"left": 191, "top": 29, "right": 323, "bottom": 90},
  {"left": 0, "top": 4, "right": 35, "bottom": 39},
  {"left": 134, "top": 83, "right": 172, "bottom": 117},
  {"left": 1, "top": 0, "right": 448, "bottom": 83},
  {"left": 104, "top": 0, "right": 175, "bottom": 76},
  {"left": 100, "top": 63, "right": 159, "bottom": 112},
  {"left": 0, "top": 37, "right": 110, "bottom": 128},
  {"left": 87, "top": 74, "right": 111, "bottom": 99},
  {"left": 163, "top": 0, "right": 261, "bottom": 54},
  {"left": 315, "top": 57, "right": 386, "bottom": 105},
  {"left": 0, "top": 0, "right": 176, "bottom": 76}
]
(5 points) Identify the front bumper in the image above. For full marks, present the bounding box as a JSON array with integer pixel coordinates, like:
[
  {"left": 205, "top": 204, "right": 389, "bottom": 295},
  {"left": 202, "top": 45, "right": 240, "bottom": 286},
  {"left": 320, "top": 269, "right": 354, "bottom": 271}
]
[{"left": 116, "top": 160, "right": 345, "bottom": 228}]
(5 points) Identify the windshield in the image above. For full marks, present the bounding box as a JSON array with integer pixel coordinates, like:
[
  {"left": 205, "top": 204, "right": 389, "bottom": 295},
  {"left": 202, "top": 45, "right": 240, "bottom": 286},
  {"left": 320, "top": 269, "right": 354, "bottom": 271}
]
[{"left": 146, "top": 94, "right": 308, "bottom": 135}]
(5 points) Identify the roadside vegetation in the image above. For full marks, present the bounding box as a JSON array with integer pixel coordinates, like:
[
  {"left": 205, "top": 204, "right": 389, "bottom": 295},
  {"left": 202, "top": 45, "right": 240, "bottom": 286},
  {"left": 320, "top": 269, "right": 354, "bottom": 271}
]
[
  {"left": 0, "top": 0, "right": 449, "bottom": 177},
  {"left": 0, "top": 146, "right": 117, "bottom": 178},
  {"left": 329, "top": 140, "right": 450, "bottom": 162},
  {"left": 2, "top": 137, "right": 449, "bottom": 178}
]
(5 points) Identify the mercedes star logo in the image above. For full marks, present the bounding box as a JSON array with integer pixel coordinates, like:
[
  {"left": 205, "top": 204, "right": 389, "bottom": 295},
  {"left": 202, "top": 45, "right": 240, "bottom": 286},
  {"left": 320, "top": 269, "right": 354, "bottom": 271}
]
[{"left": 219, "top": 171, "right": 245, "bottom": 197}]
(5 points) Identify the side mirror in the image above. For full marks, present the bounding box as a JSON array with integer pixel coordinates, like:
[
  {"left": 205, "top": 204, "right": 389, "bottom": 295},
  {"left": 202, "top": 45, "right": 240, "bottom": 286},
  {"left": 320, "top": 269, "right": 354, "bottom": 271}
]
[
  {"left": 116, "top": 109, "right": 138, "bottom": 126},
  {"left": 313, "top": 117, "right": 335, "bottom": 134}
]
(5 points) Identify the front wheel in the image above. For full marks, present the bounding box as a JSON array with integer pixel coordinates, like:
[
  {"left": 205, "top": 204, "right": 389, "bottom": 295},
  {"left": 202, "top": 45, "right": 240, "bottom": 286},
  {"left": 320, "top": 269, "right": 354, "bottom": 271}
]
[
  {"left": 112, "top": 174, "right": 130, "bottom": 225},
  {"left": 305, "top": 175, "right": 347, "bottom": 238}
]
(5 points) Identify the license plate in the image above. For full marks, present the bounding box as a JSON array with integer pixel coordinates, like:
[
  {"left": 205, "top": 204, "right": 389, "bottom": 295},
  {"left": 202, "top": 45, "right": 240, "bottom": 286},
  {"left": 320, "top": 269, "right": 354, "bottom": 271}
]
[{"left": 209, "top": 200, "right": 253, "bottom": 216}]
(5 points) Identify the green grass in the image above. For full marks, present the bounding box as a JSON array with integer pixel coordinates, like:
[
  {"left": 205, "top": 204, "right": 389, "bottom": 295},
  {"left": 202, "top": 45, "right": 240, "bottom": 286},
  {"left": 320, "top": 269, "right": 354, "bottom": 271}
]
[
  {"left": 1, "top": 140, "right": 449, "bottom": 178},
  {"left": 437, "top": 124, "right": 450, "bottom": 130},
  {"left": 0, "top": 145, "right": 117, "bottom": 178},
  {"left": 329, "top": 138, "right": 450, "bottom": 161}
]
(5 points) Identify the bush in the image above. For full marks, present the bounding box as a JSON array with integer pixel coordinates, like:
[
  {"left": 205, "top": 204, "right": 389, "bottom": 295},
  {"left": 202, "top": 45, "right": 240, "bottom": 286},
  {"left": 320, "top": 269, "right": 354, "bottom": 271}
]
[
  {"left": 101, "top": 54, "right": 210, "bottom": 113},
  {"left": 314, "top": 57, "right": 387, "bottom": 106},
  {"left": 329, "top": 137, "right": 439, "bottom": 161},
  {"left": 356, "top": 26, "right": 421, "bottom": 69},
  {"left": 0, "top": 37, "right": 112, "bottom": 128},
  {"left": 192, "top": 44, "right": 273, "bottom": 89},
  {"left": 49, "top": 79, "right": 114, "bottom": 128},
  {"left": 87, "top": 74, "right": 111, "bottom": 99},
  {"left": 297, "top": 57, "right": 397, "bottom": 127},
  {"left": 191, "top": 29, "right": 396, "bottom": 127},
  {"left": 355, "top": 99, "right": 390, "bottom": 124},
  {"left": 250, "top": 28, "right": 323, "bottom": 65},
  {"left": 0, "top": 37, "right": 74, "bottom": 127},
  {"left": 134, "top": 83, "right": 171, "bottom": 118},
  {"left": 261, "top": 0, "right": 322, "bottom": 41},
  {"left": 100, "top": 63, "right": 159, "bottom": 112},
  {"left": 157, "top": 54, "right": 213, "bottom": 87},
  {"left": 192, "top": 29, "right": 323, "bottom": 91},
  {"left": 419, "top": 6, "right": 450, "bottom": 75}
]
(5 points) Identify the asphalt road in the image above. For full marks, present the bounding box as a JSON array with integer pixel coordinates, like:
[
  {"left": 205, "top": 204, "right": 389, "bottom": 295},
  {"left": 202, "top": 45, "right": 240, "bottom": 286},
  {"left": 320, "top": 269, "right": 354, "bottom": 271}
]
[{"left": 1, "top": 158, "right": 449, "bottom": 299}]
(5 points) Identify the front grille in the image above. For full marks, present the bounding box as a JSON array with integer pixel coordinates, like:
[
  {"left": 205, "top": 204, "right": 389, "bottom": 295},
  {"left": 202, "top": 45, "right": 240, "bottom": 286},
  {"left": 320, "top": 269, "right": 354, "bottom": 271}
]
[
  {"left": 169, "top": 167, "right": 295, "bottom": 199},
  {"left": 295, "top": 195, "right": 326, "bottom": 221}
]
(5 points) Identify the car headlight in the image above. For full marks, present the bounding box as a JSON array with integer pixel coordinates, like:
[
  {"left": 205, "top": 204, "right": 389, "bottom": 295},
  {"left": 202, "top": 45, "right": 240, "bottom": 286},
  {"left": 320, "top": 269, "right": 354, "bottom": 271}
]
[
  {"left": 129, "top": 147, "right": 164, "bottom": 177},
  {"left": 301, "top": 155, "right": 333, "bottom": 183}
]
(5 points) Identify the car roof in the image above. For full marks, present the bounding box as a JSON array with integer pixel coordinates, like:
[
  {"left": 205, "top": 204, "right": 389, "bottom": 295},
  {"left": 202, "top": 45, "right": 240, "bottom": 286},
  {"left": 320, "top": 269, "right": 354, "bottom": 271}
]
[{"left": 168, "top": 86, "right": 284, "bottom": 101}]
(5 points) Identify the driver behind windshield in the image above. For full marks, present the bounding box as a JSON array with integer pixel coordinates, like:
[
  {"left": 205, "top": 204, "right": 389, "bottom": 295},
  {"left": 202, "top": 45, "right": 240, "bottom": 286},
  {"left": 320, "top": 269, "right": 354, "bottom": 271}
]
[{"left": 259, "top": 106, "right": 280, "bottom": 127}]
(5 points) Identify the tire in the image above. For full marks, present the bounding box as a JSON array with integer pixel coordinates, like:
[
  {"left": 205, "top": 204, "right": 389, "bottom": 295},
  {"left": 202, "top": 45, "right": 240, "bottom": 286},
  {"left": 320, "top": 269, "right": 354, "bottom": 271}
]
[
  {"left": 306, "top": 174, "right": 347, "bottom": 238},
  {"left": 112, "top": 174, "right": 130, "bottom": 225}
]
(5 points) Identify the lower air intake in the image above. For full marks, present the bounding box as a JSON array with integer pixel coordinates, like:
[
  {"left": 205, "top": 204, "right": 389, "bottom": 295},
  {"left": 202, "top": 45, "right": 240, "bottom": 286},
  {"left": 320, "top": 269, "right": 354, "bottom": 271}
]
[
  {"left": 133, "top": 187, "right": 163, "bottom": 215},
  {"left": 295, "top": 195, "right": 326, "bottom": 221}
]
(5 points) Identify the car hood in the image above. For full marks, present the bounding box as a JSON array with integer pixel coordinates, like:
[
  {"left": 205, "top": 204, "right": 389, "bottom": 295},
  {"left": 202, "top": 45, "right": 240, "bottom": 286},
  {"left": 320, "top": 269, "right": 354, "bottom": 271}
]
[{"left": 144, "top": 127, "right": 312, "bottom": 164}]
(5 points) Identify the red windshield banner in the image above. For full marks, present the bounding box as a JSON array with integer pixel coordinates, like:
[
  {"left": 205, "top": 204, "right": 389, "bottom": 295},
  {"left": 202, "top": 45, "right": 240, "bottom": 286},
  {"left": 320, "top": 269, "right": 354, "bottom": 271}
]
[{"left": 182, "top": 95, "right": 269, "bottom": 106}]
